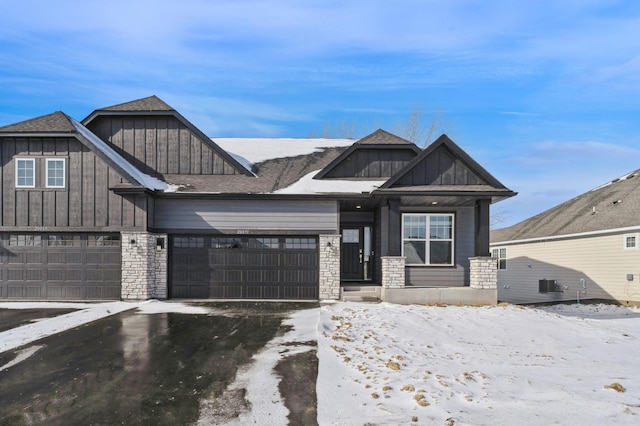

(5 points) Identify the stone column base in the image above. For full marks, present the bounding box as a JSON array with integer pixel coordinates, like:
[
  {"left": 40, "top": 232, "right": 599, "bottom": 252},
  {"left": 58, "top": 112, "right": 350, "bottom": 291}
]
[
  {"left": 470, "top": 256, "right": 497, "bottom": 289},
  {"left": 121, "top": 232, "right": 168, "bottom": 300}
]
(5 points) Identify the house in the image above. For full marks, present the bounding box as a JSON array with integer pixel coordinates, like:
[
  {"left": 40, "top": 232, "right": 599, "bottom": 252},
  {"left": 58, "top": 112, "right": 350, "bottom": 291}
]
[
  {"left": 0, "top": 96, "right": 515, "bottom": 304},
  {"left": 491, "top": 170, "right": 640, "bottom": 305}
]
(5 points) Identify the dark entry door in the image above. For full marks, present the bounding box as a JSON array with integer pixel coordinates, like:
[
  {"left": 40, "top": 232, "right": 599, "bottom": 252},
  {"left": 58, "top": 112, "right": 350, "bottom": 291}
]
[{"left": 341, "top": 226, "right": 373, "bottom": 281}]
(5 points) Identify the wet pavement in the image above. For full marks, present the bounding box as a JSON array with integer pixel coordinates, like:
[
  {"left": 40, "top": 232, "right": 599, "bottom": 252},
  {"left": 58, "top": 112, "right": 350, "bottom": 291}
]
[
  {"left": 0, "top": 302, "right": 318, "bottom": 425},
  {"left": 0, "top": 309, "right": 77, "bottom": 333}
]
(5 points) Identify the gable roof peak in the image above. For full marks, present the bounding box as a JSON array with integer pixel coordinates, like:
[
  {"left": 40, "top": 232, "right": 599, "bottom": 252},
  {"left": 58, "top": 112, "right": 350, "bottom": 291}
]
[
  {"left": 355, "top": 129, "right": 416, "bottom": 146},
  {"left": 0, "top": 111, "right": 76, "bottom": 134},
  {"left": 95, "top": 95, "right": 175, "bottom": 113}
]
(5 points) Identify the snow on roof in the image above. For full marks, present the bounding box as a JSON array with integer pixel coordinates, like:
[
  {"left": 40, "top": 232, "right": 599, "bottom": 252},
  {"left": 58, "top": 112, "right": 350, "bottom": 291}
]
[
  {"left": 213, "top": 138, "right": 354, "bottom": 168},
  {"left": 70, "top": 116, "right": 169, "bottom": 191},
  {"left": 274, "top": 170, "right": 386, "bottom": 194},
  {"left": 590, "top": 170, "right": 639, "bottom": 192}
]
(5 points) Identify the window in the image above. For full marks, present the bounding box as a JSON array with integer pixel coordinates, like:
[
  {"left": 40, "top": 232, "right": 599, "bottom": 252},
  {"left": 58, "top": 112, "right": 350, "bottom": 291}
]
[
  {"left": 402, "top": 214, "right": 454, "bottom": 265},
  {"left": 624, "top": 234, "right": 638, "bottom": 250},
  {"left": 173, "top": 237, "right": 204, "bottom": 248},
  {"left": 492, "top": 247, "right": 507, "bottom": 270},
  {"left": 15, "top": 158, "right": 35, "bottom": 188},
  {"left": 285, "top": 237, "right": 317, "bottom": 249},
  {"left": 46, "top": 158, "right": 65, "bottom": 188},
  {"left": 9, "top": 234, "right": 42, "bottom": 247}
]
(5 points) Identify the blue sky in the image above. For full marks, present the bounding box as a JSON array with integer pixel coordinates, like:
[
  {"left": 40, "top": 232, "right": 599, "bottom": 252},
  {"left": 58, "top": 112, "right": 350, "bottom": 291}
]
[{"left": 1, "top": 0, "right": 640, "bottom": 227}]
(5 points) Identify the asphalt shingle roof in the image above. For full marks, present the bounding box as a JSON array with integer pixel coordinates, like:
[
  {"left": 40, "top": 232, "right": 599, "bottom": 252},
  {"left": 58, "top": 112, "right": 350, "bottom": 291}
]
[
  {"left": 0, "top": 111, "right": 76, "bottom": 133},
  {"left": 491, "top": 169, "right": 640, "bottom": 243},
  {"left": 163, "top": 147, "right": 348, "bottom": 193},
  {"left": 355, "top": 129, "right": 414, "bottom": 145},
  {"left": 95, "top": 95, "right": 174, "bottom": 112}
]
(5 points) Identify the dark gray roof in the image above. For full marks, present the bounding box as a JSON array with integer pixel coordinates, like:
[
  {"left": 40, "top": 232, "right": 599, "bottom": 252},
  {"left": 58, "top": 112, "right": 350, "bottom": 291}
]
[
  {"left": 95, "top": 95, "right": 174, "bottom": 112},
  {"left": 491, "top": 169, "right": 640, "bottom": 243},
  {"left": 162, "top": 147, "right": 348, "bottom": 193},
  {"left": 355, "top": 129, "right": 414, "bottom": 145},
  {"left": 0, "top": 111, "right": 76, "bottom": 133}
]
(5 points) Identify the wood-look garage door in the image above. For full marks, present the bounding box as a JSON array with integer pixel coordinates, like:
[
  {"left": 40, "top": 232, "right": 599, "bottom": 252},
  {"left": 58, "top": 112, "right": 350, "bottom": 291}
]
[
  {"left": 0, "top": 233, "right": 121, "bottom": 300},
  {"left": 170, "top": 235, "right": 319, "bottom": 300}
]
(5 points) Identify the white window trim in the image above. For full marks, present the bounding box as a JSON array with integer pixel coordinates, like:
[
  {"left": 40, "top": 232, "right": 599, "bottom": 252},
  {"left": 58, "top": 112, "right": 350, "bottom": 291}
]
[
  {"left": 623, "top": 233, "right": 638, "bottom": 250},
  {"left": 492, "top": 247, "right": 507, "bottom": 270},
  {"left": 401, "top": 213, "right": 455, "bottom": 266},
  {"left": 45, "top": 158, "right": 66, "bottom": 188},
  {"left": 15, "top": 157, "right": 36, "bottom": 188}
]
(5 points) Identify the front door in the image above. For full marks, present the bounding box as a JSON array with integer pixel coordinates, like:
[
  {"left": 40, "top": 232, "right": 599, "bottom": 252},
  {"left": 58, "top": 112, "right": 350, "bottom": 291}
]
[{"left": 341, "top": 226, "right": 373, "bottom": 281}]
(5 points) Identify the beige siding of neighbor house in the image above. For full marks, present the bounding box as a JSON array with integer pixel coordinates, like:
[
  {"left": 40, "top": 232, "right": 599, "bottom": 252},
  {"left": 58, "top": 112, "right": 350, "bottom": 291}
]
[{"left": 493, "top": 231, "right": 640, "bottom": 304}]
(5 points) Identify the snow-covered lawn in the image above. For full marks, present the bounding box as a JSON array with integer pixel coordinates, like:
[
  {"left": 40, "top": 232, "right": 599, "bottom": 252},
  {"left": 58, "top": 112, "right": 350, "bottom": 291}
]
[
  {"left": 2, "top": 301, "right": 639, "bottom": 425},
  {"left": 316, "top": 302, "right": 640, "bottom": 425}
]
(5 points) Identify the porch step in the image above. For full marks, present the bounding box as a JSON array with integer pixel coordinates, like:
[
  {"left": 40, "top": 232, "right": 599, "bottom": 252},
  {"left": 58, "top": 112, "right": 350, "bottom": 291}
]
[{"left": 340, "top": 286, "right": 381, "bottom": 303}]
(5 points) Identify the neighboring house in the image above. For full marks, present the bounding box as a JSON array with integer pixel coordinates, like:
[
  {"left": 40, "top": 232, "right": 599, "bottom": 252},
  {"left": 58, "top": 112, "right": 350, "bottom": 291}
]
[
  {"left": 0, "top": 96, "right": 515, "bottom": 303},
  {"left": 491, "top": 170, "right": 640, "bottom": 305}
]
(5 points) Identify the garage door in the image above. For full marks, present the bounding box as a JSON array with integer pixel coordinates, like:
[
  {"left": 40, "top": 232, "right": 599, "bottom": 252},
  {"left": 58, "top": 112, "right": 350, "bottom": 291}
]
[
  {"left": 0, "top": 233, "right": 121, "bottom": 300},
  {"left": 170, "top": 235, "right": 318, "bottom": 300}
]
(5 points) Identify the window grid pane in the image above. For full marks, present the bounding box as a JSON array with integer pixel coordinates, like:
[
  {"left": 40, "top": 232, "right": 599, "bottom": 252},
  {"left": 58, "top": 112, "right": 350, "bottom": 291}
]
[
  {"left": 403, "top": 214, "right": 454, "bottom": 265},
  {"left": 16, "top": 159, "right": 35, "bottom": 187},
  {"left": 47, "top": 159, "right": 65, "bottom": 187}
]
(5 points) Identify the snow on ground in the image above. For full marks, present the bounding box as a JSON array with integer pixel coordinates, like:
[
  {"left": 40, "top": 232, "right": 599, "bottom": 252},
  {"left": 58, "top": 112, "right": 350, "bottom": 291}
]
[
  {"left": 316, "top": 302, "right": 640, "bottom": 426},
  {"left": 3, "top": 301, "right": 640, "bottom": 425},
  {"left": 0, "top": 301, "right": 143, "bottom": 353},
  {"left": 198, "top": 308, "right": 320, "bottom": 425},
  {"left": 213, "top": 138, "right": 354, "bottom": 168},
  {"left": 274, "top": 170, "right": 386, "bottom": 194},
  {"left": 0, "top": 300, "right": 213, "bottom": 354}
]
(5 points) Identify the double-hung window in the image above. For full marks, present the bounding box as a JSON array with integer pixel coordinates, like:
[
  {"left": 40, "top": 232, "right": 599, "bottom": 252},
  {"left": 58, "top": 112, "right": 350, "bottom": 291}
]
[
  {"left": 15, "top": 158, "right": 35, "bottom": 188},
  {"left": 492, "top": 247, "right": 507, "bottom": 270},
  {"left": 402, "top": 213, "right": 454, "bottom": 265},
  {"left": 46, "top": 158, "right": 66, "bottom": 188}
]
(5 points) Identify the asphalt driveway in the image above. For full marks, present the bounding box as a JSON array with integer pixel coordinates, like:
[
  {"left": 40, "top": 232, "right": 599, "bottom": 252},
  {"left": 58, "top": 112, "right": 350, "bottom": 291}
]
[{"left": 0, "top": 302, "right": 319, "bottom": 426}]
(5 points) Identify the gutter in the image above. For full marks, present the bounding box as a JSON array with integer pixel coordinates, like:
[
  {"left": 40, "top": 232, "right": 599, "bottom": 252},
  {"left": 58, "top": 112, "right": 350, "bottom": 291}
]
[{"left": 491, "top": 225, "right": 640, "bottom": 246}]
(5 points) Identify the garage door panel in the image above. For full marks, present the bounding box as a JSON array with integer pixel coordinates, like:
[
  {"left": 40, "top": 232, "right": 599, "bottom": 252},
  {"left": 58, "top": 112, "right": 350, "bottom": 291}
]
[
  {"left": 223, "top": 270, "right": 243, "bottom": 283},
  {"left": 171, "top": 235, "right": 318, "bottom": 300},
  {"left": 47, "top": 286, "right": 63, "bottom": 298},
  {"left": 65, "top": 252, "right": 83, "bottom": 264},
  {"left": 7, "top": 269, "right": 23, "bottom": 280},
  {"left": 65, "top": 269, "right": 83, "bottom": 282},
  {"left": 65, "top": 286, "right": 83, "bottom": 299},
  {"left": 26, "top": 285, "right": 42, "bottom": 298},
  {"left": 25, "top": 269, "right": 42, "bottom": 281},
  {"left": 48, "top": 252, "right": 65, "bottom": 264},
  {"left": 26, "top": 253, "right": 42, "bottom": 264},
  {"left": 246, "top": 270, "right": 262, "bottom": 282},
  {"left": 86, "top": 286, "right": 103, "bottom": 299},
  {"left": 0, "top": 233, "right": 121, "bottom": 300}
]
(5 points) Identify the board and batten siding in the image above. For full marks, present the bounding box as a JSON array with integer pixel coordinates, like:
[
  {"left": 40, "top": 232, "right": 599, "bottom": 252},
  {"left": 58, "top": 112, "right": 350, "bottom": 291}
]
[
  {"left": 1, "top": 136, "right": 147, "bottom": 230},
  {"left": 405, "top": 206, "right": 475, "bottom": 287},
  {"left": 88, "top": 116, "right": 240, "bottom": 177},
  {"left": 494, "top": 232, "right": 640, "bottom": 304},
  {"left": 154, "top": 199, "right": 339, "bottom": 233},
  {"left": 325, "top": 149, "right": 416, "bottom": 178},
  {"left": 396, "top": 145, "right": 485, "bottom": 186}
]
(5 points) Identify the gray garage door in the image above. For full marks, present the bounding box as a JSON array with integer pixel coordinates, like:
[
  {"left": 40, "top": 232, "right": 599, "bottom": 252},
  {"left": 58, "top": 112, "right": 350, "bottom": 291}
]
[
  {"left": 170, "top": 235, "right": 319, "bottom": 300},
  {"left": 0, "top": 233, "right": 121, "bottom": 300}
]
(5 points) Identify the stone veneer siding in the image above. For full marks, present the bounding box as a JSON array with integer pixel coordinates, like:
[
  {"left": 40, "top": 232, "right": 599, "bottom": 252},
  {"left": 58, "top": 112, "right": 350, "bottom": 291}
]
[
  {"left": 469, "top": 256, "right": 497, "bottom": 289},
  {"left": 319, "top": 234, "right": 341, "bottom": 300},
  {"left": 121, "top": 232, "right": 168, "bottom": 300},
  {"left": 381, "top": 256, "right": 406, "bottom": 289}
]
